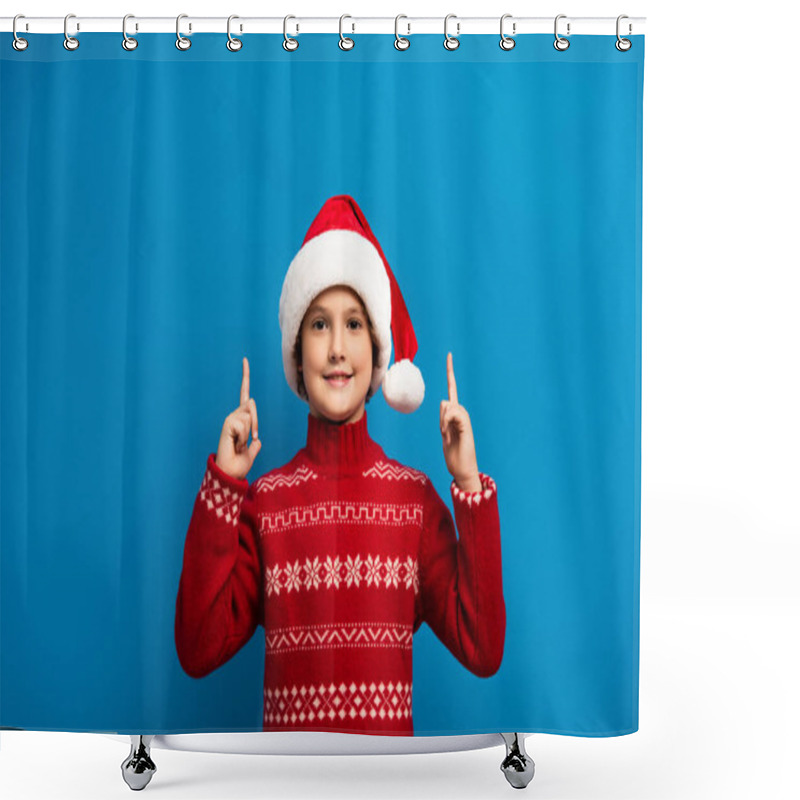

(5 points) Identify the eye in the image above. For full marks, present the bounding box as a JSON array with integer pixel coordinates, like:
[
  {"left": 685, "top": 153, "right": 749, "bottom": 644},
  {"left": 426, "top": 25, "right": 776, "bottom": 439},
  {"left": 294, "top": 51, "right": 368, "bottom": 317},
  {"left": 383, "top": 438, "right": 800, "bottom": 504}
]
[
  {"left": 311, "top": 318, "right": 327, "bottom": 330},
  {"left": 348, "top": 319, "right": 363, "bottom": 330}
]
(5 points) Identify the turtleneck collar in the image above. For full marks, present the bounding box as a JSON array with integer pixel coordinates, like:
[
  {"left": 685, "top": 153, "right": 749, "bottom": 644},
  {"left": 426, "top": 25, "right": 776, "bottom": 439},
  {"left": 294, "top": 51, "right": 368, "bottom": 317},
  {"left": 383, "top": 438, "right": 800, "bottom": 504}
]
[{"left": 303, "top": 410, "right": 379, "bottom": 475}]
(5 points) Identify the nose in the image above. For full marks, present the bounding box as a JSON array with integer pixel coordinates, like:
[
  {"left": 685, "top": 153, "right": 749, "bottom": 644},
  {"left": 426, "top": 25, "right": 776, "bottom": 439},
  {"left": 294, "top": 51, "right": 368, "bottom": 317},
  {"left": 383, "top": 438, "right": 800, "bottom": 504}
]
[{"left": 329, "top": 321, "right": 346, "bottom": 361}]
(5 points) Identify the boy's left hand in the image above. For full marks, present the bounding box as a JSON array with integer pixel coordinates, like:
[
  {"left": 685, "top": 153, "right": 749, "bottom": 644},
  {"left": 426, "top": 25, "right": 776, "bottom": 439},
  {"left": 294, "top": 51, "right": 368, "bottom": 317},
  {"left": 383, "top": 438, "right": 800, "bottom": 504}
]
[{"left": 441, "top": 352, "right": 482, "bottom": 493}]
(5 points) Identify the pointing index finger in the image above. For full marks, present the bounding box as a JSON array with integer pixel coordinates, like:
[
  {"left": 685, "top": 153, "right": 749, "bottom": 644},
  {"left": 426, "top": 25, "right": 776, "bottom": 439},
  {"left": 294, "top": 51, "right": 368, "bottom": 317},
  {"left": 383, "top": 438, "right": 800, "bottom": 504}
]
[
  {"left": 447, "top": 352, "right": 458, "bottom": 405},
  {"left": 240, "top": 357, "right": 250, "bottom": 407}
]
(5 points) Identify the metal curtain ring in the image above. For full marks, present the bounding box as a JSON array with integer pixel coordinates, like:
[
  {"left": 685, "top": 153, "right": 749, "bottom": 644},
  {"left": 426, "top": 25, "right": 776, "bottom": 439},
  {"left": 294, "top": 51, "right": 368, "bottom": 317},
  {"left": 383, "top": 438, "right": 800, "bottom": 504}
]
[
  {"left": 339, "top": 14, "right": 354, "bottom": 50},
  {"left": 283, "top": 15, "right": 299, "bottom": 51},
  {"left": 64, "top": 13, "right": 79, "bottom": 51},
  {"left": 12, "top": 14, "right": 29, "bottom": 51},
  {"left": 227, "top": 15, "right": 242, "bottom": 51},
  {"left": 444, "top": 14, "right": 460, "bottom": 51},
  {"left": 394, "top": 14, "right": 410, "bottom": 51},
  {"left": 499, "top": 14, "right": 515, "bottom": 50},
  {"left": 176, "top": 14, "right": 191, "bottom": 50},
  {"left": 616, "top": 15, "right": 632, "bottom": 51},
  {"left": 122, "top": 15, "right": 138, "bottom": 51},
  {"left": 554, "top": 14, "right": 570, "bottom": 51}
]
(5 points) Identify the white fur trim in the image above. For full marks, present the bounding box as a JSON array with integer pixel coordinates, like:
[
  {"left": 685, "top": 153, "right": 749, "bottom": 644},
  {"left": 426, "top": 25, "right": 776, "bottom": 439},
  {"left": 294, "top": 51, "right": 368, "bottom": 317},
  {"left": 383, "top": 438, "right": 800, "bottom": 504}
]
[
  {"left": 381, "top": 359, "right": 425, "bottom": 414},
  {"left": 279, "top": 230, "right": 392, "bottom": 399}
]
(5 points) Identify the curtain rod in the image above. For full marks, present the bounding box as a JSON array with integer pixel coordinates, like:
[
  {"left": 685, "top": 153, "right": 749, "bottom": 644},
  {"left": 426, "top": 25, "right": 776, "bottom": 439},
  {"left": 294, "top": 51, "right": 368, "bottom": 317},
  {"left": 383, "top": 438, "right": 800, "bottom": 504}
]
[{"left": 1, "top": 16, "right": 646, "bottom": 36}]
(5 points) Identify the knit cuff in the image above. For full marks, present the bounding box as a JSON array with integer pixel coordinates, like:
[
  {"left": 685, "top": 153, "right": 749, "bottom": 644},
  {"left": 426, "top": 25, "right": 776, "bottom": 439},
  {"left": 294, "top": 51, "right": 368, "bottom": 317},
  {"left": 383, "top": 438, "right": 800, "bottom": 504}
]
[
  {"left": 199, "top": 453, "right": 249, "bottom": 526},
  {"left": 450, "top": 473, "right": 497, "bottom": 508}
]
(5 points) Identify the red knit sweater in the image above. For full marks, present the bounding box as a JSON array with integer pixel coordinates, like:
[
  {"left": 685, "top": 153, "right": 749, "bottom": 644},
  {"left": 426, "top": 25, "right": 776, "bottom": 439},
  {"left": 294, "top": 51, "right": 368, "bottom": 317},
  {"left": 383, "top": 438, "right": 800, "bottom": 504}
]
[{"left": 175, "top": 411, "right": 505, "bottom": 735}]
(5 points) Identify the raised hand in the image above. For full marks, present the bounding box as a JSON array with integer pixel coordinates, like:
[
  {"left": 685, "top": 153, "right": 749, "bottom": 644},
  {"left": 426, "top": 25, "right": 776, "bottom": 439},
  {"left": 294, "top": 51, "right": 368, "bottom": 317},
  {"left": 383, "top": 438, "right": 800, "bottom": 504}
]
[
  {"left": 440, "top": 352, "right": 481, "bottom": 493},
  {"left": 215, "top": 357, "right": 262, "bottom": 480}
]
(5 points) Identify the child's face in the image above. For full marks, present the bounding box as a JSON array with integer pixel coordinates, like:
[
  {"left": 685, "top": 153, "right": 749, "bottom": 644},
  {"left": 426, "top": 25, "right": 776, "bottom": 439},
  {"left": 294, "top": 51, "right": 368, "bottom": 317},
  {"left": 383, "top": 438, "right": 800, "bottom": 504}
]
[{"left": 299, "top": 285, "right": 373, "bottom": 425}]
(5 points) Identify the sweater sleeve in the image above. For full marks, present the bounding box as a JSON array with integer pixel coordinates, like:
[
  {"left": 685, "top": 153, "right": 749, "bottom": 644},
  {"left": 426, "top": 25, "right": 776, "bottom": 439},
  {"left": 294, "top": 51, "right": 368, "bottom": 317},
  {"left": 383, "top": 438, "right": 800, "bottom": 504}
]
[
  {"left": 175, "top": 453, "right": 262, "bottom": 678},
  {"left": 418, "top": 473, "right": 506, "bottom": 677}
]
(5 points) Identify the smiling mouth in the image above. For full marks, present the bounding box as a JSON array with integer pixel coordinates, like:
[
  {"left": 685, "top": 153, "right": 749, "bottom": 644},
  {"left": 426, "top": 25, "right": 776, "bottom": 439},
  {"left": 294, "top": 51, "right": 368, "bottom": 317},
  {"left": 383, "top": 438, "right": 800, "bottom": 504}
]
[{"left": 325, "top": 374, "right": 352, "bottom": 385}]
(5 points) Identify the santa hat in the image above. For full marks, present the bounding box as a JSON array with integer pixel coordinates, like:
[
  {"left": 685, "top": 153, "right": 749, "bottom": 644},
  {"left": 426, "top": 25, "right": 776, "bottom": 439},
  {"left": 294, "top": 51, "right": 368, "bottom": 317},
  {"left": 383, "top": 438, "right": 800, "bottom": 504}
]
[{"left": 278, "top": 195, "right": 425, "bottom": 413}]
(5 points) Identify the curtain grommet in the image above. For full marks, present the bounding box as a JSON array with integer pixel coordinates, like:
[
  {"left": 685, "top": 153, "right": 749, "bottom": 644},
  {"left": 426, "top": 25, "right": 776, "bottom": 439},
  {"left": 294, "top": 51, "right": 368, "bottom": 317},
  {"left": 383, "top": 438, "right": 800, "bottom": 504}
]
[
  {"left": 12, "top": 15, "right": 29, "bottom": 51},
  {"left": 122, "top": 15, "right": 138, "bottom": 51},
  {"left": 176, "top": 14, "right": 191, "bottom": 50},
  {"left": 339, "top": 15, "right": 355, "bottom": 50},
  {"left": 283, "top": 15, "right": 299, "bottom": 51},
  {"left": 394, "top": 15, "right": 410, "bottom": 51},
  {"left": 499, "top": 14, "right": 516, "bottom": 50},
  {"left": 444, "top": 14, "right": 460, "bottom": 51},
  {"left": 63, "top": 14, "right": 79, "bottom": 51},
  {"left": 554, "top": 14, "right": 570, "bottom": 51},
  {"left": 615, "top": 15, "right": 632, "bottom": 51},
  {"left": 227, "top": 15, "right": 243, "bottom": 51}
]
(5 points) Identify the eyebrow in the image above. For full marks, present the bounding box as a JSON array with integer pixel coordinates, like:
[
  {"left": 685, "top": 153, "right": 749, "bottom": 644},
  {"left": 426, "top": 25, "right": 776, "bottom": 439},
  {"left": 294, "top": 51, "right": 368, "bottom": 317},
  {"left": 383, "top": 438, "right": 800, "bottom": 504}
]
[{"left": 307, "top": 305, "right": 365, "bottom": 316}]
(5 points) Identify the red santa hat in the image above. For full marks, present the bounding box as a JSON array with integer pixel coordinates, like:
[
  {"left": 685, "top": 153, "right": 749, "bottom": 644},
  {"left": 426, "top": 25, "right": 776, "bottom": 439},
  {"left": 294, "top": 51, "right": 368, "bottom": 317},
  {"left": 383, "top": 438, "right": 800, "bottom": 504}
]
[{"left": 278, "top": 195, "right": 425, "bottom": 413}]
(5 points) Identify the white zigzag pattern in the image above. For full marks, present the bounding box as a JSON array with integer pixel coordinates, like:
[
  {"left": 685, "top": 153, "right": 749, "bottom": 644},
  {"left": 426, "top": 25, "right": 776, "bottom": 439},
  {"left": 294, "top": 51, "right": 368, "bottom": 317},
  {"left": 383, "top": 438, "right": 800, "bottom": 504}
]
[
  {"left": 265, "top": 554, "right": 419, "bottom": 597},
  {"left": 200, "top": 469, "right": 244, "bottom": 526},
  {"left": 265, "top": 622, "right": 413, "bottom": 654},
  {"left": 363, "top": 460, "right": 427, "bottom": 484},
  {"left": 259, "top": 502, "right": 422, "bottom": 534},
  {"left": 450, "top": 472, "right": 498, "bottom": 508},
  {"left": 265, "top": 680, "right": 412, "bottom": 726},
  {"left": 255, "top": 465, "right": 318, "bottom": 494}
]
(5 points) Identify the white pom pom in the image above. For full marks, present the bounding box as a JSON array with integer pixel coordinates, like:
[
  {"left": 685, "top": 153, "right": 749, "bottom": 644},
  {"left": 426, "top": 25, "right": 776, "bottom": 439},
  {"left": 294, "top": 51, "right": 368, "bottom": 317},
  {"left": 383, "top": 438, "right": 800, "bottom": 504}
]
[{"left": 381, "top": 359, "right": 425, "bottom": 413}]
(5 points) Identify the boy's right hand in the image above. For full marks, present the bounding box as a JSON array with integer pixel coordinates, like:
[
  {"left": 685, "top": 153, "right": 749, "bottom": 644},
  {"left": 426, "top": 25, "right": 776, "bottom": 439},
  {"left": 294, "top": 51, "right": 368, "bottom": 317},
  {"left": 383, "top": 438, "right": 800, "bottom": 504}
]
[{"left": 215, "top": 357, "right": 262, "bottom": 480}]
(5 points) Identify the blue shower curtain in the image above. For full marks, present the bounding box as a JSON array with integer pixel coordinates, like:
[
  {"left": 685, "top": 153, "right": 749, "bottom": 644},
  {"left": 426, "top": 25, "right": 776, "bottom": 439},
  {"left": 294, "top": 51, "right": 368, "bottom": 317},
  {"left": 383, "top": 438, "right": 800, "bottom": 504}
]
[{"left": 1, "top": 31, "right": 644, "bottom": 736}]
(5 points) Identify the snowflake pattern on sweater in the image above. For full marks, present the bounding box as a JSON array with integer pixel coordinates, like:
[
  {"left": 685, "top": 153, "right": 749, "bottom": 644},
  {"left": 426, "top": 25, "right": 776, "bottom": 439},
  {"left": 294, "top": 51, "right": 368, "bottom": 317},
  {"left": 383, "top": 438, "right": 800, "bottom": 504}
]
[{"left": 175, "top": 411, "right": 505, "bottom": 735}]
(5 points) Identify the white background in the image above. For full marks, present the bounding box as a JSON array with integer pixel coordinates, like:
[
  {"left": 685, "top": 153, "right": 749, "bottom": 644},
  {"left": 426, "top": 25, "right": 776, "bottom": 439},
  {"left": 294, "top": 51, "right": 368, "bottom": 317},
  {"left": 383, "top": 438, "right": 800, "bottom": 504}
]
[{"left": 1, "top": 1, "right": 798, "bottom": 798}]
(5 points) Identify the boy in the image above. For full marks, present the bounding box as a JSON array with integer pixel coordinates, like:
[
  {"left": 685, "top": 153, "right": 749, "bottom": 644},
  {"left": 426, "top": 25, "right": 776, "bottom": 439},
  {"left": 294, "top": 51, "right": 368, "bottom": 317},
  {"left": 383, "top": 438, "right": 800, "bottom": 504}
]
[{"left": 175, "top": 195, "right": 505, "bottom": 734}]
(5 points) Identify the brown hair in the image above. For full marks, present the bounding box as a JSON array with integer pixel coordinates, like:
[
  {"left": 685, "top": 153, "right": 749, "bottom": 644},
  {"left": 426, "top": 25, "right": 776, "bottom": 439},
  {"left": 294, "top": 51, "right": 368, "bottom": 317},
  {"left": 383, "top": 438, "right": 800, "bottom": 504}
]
[{"left": 293, "top": 291, "right": 381, "bottom": 402}]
